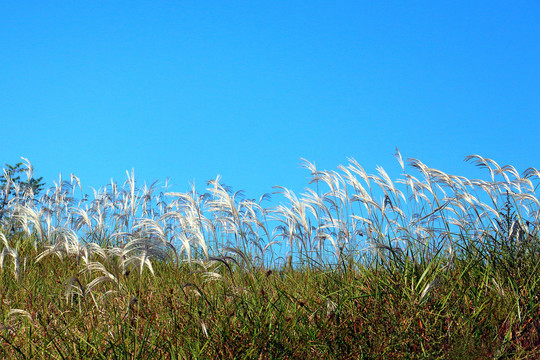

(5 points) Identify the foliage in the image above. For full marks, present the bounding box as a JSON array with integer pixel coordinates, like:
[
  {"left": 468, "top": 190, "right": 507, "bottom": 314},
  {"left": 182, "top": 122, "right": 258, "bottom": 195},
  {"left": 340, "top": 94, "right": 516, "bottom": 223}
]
[
  {"left": 0, "top": 160, "right": 45, "bottom": 223},
  {"left": 0, "top": 153, "right": 539, "bottom": 358}
]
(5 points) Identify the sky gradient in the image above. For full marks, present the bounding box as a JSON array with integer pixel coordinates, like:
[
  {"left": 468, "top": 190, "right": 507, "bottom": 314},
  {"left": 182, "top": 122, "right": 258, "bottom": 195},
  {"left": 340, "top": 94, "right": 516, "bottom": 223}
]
[{"left": 2, "top": 1, "right": 539, "bottom": 198}]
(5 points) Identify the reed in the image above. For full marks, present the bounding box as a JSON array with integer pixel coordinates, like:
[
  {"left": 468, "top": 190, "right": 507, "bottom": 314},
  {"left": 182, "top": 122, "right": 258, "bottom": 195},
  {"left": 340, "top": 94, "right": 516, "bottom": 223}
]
[{"left": 0, "top": 152, "right": 538, "bottom": 358}]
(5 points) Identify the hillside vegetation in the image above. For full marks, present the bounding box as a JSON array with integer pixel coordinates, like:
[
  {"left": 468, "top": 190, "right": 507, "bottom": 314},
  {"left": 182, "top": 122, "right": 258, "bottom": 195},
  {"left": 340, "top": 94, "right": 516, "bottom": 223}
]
[{"left": 1, "top": 153, "right": 539, "bottom": 359}]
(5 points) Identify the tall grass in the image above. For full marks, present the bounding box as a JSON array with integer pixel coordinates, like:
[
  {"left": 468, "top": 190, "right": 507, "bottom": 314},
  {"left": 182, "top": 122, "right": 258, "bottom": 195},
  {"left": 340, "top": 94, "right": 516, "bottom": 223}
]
[{"left": 0, "top": 152, "right": 539, "bottom": 358}]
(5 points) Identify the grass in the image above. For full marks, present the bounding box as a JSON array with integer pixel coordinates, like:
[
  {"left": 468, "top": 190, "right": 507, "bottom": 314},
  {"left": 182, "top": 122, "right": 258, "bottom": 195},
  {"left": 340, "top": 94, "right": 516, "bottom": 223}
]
[{"left": 0, "top": 152, "right": 539, "bottom": 358}]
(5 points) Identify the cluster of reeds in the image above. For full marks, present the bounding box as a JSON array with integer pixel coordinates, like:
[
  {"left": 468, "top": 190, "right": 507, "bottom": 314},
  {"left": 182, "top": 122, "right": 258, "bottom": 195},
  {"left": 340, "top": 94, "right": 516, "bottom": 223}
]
[{"left": 0, "top": 151, "right": 539, "bottom": 358}]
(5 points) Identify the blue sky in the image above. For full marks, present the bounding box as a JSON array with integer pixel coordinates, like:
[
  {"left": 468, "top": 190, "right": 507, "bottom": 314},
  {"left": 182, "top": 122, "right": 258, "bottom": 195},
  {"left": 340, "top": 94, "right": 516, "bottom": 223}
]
[{"left": 1, "top": 1, "right": 539, "bottom": 198}]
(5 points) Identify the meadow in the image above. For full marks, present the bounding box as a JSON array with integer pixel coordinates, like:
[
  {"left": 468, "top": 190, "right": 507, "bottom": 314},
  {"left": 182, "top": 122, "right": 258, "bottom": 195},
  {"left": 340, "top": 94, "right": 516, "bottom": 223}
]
[{"left": 0, "top": 152, "right": 539, "bottom": 359}]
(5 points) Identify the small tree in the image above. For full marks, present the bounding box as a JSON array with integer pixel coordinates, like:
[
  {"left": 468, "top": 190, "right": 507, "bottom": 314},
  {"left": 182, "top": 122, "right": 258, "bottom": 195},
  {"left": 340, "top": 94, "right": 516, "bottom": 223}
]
[{"left": 0, "top": 159, "right": 45, "bottom": 222}]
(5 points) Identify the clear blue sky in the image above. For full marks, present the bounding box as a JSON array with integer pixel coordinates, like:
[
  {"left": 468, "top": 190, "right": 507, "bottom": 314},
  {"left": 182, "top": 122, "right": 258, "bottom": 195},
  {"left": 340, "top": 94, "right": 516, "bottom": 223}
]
[{"left": 2, "top": 1, "right": 539, "bottom": 198}]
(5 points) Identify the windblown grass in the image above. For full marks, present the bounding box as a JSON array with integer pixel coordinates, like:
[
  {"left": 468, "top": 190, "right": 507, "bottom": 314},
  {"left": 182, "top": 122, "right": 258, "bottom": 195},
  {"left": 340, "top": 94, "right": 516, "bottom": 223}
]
[{"left": 0, "top": 151, "right": 539, "bottom": 358}]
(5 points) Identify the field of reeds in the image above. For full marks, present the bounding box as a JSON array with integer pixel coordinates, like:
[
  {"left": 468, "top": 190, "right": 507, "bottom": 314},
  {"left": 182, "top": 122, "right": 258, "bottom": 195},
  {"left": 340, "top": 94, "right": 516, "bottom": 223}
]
[{"left": 0, "top": 152, "right": 539, "bottom": 359}]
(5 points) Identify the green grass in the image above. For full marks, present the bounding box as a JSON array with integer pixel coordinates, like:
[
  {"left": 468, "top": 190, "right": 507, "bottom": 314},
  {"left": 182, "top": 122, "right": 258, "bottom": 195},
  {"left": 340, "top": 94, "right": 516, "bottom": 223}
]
[
  {"left": 1, "top": 153, "right": 539, "bottom": 358},
  {"left": 0, "top": 232, "right": 539, "bottom": 359}
]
